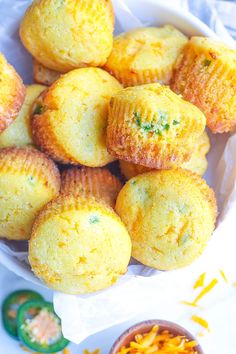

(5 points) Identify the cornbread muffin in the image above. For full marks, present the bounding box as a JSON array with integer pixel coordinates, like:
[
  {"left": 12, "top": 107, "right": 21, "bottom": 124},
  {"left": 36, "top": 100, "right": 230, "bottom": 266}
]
[
  {"left": 20, "top": 0, "right": 114, "bottom": 72},
  {"left": 120, "top": 160, "right": 152, "bottom": 180},
  {"left": 0, "top": 85, "right": 46, "bottom": 148},
  {"left": 104, "top": 26, "right": 188, "bottom": 87},
  {"left": 182, "top": 131, "right": 210, "bottom": 176},
  {"left": 120, "top": 131, "right": 210, "bottom": 178},
  {"left": 0, "top": 147, "right": 60, "bottom": 240},
  {"left": 116, "top": 169, "right": 217, "bottom": 270},
  {"left": 29, "top": 194, "right": 132, "bottom": 294},
  {"left": 61, "top": 167, "right": 122, "bottom": 208},
  {"left": 0, "top": 53, "right": 25, "bottom": 133},
  {"left": 31, "top": 68, "right": 122, "bottom": 166},
  {"left": 107, "top": 83, "right": 206, "bottom": 169},
  {"left": 33, "top": 59, "right": 61, "bottom": 86},
  {"left": 171, "top": 37, "right": 236, "bottom": 133}
]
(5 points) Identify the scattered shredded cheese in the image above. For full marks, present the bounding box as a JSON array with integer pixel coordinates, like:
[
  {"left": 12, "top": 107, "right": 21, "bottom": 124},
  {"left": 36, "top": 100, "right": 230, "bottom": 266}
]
[
  {"left": 182, "top": 277, "right": 218, "bottom": 307},
  {"left": 183, "top": 271, "right": 229, "bottom": 310},
  {"left": 191, "top": 315, "right": 210, "bottom": 332},
  {"left": 117, "top": 325, "right": 198, "bottom": 354},
  {"left": 21, "top": 343, "right": 70, "bottom": 354},
  {"left": 192, "top": 278, "right": 218, "bottom": 305},
  {"left": 193, "top": 273, "right": 206, "bottom": 289},
  {"left": 20, "top": 345, "right": 41, "bottom": 354},
  {"left": 219, "top": 270, "right": 228, "bottom": 283},
  {"left": 197, "top": 330, "right": 209, "bottom": 338},
  {"left": 83, "top": 349, "right": 100, "bottom": 354},
  {"left": 180, "top": 301, "right": 200, "bottom": 308},
  {"left": 62, "top": 349, "right": 71, "bottom": 354}
]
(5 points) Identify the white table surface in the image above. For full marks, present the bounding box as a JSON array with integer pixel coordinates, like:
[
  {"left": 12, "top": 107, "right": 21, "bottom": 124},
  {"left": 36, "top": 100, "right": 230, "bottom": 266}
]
[{"left": 0, "top": 263, "right": 236, "bottom": 354}]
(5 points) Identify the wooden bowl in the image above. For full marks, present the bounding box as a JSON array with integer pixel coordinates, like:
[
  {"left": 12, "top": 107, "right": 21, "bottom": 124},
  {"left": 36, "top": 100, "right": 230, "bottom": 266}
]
[{"left": 110, "top": 319, "right": 204, "bottom": 354}]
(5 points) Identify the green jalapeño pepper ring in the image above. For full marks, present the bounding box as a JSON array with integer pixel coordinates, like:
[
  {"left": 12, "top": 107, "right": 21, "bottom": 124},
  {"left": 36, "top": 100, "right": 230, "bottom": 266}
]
[
  {"left": 17, "top": 300, "right": 69, "bottom": 353},
  {"left": 2, "top": 290, "right": 43, "bottom": 339}
]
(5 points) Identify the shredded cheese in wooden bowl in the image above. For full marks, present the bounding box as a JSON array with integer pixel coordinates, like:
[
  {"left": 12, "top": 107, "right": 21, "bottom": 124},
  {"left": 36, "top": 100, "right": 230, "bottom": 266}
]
[{"left": 110, "top": 320, "right": 203, "bottom": 354}]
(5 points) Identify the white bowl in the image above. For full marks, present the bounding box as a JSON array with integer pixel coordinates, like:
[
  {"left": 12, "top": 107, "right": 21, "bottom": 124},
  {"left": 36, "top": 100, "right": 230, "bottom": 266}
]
[
  {"left": 0, "top": 0, "right": 226, "bottom": 288},
  {"left": 118, "top": 0, "right": 217, "bottom": 38}
]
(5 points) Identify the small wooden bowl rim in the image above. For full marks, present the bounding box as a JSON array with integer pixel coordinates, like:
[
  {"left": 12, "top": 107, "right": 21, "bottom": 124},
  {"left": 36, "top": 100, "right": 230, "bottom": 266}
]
[{"left": 110, "top": 319, "right": 204, "bottom": 354}]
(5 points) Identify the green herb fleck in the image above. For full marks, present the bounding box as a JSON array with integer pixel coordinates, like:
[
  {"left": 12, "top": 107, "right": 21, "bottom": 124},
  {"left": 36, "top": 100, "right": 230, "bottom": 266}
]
[
  {"left": 134, "top": 110, "right": 170, "bottom": 136},
  {"left": 158, "top": 110, "right": 168, "bottom": 122},
  {"left": 152, "top": 109, "right": 169, "bottom": 135},
  {"left": 203, "top": 59, "right": 211, "bottom": 67},
  {"left": 179, "top": 204, "right": 189, "bottom": 214},
  {"left": 56, "top": 0, "right": 64, "bottom": 7},
  {"left": 173, "top": 120, "right": 180, "bottom": 126},
  {"left": 33, "top": 104, "right": 44, "bottom": 115},
  {"left": 180, "top": 232, "right": 190, "bottom": 245},
  {"left": 163, "top": 123, "right": 170, "bottom": 131},
  {"left": 142, "top": 122, "right": 153, "bottom": 132},
  {"left": 134, "top": 112, "right": 142, "bottom": 126},
  {"left": 27, "top": 175, "right": 35, "bottom": 184},
  {"left": 137, "top": 187, "right": 151, "bottom": 205},
  {"left": 131, "top": 180, "right": 137, "bottom": 186},
  {"left": 89, "top": 215, "right": 100, "bottom": 224}
]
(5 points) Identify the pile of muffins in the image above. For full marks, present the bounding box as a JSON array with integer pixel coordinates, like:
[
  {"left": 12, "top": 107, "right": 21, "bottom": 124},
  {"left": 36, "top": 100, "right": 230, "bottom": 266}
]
[{"left": 0, "top": 0, "right": 235, "bottom": 295}]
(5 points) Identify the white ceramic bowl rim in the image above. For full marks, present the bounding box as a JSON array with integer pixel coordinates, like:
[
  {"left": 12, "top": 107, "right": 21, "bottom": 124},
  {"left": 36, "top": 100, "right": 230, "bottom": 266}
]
[
  {"left": 156, "top": 0, "right": 217, "bottom": 37},
  {"left": 125, "top": 0, "right": 218, "bottom": 38}
]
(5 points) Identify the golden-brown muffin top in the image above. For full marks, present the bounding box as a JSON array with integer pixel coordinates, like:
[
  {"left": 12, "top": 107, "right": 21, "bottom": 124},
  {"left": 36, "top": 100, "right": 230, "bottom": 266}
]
[
  {"left": 0, "top": 146, "right": 60, "bottom": 241},
  {"left": 115, "top": 168, "right": 217, "bottom": 270},
  {"left": 20, "top": 0, "right": 115, "bottom": 72},
  {"left": 0, "top": 147, "right": 60, "bottom": 194},
  {"left": 104, "top": 25, "right": 188, "bottom": 86},
  {"left": 117, "top": 168, "right": 217, "bottom": 221},
  {"left": 171, "top": 37, "right": 236, "bottom": 133},
  {"left": 189, "top": 36, "right": 236, "bottom": 65},
  {"left": 107, "top": 83, "right": 206, "bottom": 168},
  {"left": 0, "top": 53, "right": 26, "bottom": 133},
  {"left": 29, "top": 193, "right": 131, "bottom": 294},
  {"left": 0, "top": 84, "right": 46, "bottom": 148},
  {"left": 31, "top": 67, "right": 122, "bottom": 166}
]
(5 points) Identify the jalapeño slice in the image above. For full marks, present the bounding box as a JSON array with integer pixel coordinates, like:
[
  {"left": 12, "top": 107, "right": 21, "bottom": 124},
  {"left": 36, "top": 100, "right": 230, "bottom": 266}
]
[
  {"left": 17, "top": 300, "right": 69, "bottom": 353},
  {"left": 2, "top": 290, "right": 43, "bottom": 339}
]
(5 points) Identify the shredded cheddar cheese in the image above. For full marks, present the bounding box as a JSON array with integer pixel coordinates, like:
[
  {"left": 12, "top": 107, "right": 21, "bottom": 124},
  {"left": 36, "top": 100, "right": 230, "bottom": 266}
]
[
  {"left": 182, "top": 272, "right": 227, "bottom": 309},
  {"left": 197, "top": 330, "right": 209, "bottom": 338},
  {"left": 193, "top": 278, "right": 218, "bottom": 305},
  {"left": 181, "top": 301, "right": 200, "bottom": 308},
  {"left": 219, "top": 270, "right": 228, "bottom": 283},
  {"left": 62, "top": 349, "right": 71, "bottom": 354},
  {"left": 83, "top": 349, "right": 100, "bottom": 354},
  {"left": 21, "top": 344, "right": 71, "bottom": 354},
  {"left": 117, "top": 325, "right": 198, "bottom": 354},
  {"left": 193, "top": 273, "right": 206, "bottom": 289},
  {"left": 20, "top": 345, "right": 41, "bottom": 354},
  {"left": 191, "top": 315, "right": 210, "bottom": 332}
]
